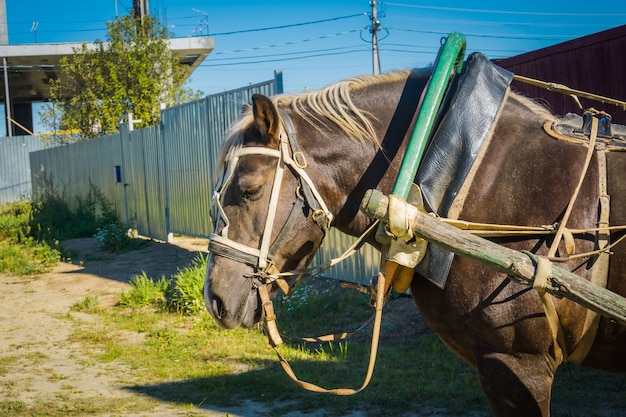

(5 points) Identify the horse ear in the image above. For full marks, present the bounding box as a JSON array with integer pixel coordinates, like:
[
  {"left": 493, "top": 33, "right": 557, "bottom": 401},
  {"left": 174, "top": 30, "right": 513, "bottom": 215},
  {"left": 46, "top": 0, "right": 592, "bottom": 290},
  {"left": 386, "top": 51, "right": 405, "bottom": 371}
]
[{"left": 251, "top": 94, "right": 281, "bottom": 147}]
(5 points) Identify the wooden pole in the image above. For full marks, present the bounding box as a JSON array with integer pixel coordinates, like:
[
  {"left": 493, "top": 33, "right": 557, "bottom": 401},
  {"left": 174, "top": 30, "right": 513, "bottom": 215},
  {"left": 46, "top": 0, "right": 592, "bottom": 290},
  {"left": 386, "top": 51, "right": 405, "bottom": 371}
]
[{"left": 361, "top": 189, "right": 626, "bottom": 326}]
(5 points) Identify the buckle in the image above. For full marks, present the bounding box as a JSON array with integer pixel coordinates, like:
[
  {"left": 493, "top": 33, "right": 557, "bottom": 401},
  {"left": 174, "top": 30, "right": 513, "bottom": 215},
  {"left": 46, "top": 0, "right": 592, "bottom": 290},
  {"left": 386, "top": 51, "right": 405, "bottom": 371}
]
[
  {"left": 312, "top": 209, "right": 330, "bottom": 231},
  {"left": 293, "top": 151, "right": 307, "bottom": 168}
]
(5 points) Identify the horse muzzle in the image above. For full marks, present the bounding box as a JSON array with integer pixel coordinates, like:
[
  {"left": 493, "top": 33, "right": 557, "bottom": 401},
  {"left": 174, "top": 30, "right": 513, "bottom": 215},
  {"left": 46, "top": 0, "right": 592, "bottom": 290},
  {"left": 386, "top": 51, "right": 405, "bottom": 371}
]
[{"left": 203, "top": 257, "right": 262, "bottom": 329}]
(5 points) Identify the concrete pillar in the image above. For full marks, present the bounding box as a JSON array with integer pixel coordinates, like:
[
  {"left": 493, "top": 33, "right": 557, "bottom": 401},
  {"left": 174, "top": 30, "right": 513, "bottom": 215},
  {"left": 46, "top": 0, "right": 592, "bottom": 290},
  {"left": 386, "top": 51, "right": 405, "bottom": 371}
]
[{"left": 0, "top": 0, "right": 7, "bottom": 45}]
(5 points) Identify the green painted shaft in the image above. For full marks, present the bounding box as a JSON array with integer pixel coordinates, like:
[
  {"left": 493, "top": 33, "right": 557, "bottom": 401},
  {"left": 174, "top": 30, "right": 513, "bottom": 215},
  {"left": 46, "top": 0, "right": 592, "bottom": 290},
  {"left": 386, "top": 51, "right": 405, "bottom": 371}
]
[{"left": 392, "top": 32, "right": 466, "bottom": 198}]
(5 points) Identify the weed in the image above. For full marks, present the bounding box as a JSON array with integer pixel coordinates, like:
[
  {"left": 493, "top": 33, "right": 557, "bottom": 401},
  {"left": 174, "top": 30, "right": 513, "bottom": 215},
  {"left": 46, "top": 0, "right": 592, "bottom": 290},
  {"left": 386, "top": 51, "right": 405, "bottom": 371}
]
[
  {"left": 118, "top": 254, "right": 208, "bottom": 316},
  {"left": 71, "top": 295, "right": 101, "bottom": 312},
  {"left": 119, "top": 272, "right": 169, "bottom": 308},
  {"left": 0, "top": 400, "right": 26, "bottom": 414},
  {"left": 0, "top": 201, "right": 61, "bottom": 275},
  {"left": 165, "top": 254, "right": 208, "bottom": 315},
  {"left": 30, "top": 181, "right": 118, "bottom": 242},
  {"left": 93, "top": 223, "right": 134, "bottom": 253},
  {"left": 0, "top": 180, "right": 134, "bottom": 275}
]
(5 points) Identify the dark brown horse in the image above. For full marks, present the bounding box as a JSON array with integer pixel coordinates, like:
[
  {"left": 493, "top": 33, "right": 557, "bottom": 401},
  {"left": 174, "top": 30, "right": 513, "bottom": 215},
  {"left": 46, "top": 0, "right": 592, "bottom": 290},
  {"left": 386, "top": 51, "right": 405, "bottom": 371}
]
[{"left": 203, "top": 57, "right": 626, "bottom": 416}]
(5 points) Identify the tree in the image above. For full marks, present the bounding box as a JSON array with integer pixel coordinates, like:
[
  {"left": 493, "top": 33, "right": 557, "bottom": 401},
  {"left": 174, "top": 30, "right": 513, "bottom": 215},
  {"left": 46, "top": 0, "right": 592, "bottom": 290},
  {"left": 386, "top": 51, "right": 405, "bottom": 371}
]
[{"left": 40, "top": 13, "right": 202, "bottom": 141}]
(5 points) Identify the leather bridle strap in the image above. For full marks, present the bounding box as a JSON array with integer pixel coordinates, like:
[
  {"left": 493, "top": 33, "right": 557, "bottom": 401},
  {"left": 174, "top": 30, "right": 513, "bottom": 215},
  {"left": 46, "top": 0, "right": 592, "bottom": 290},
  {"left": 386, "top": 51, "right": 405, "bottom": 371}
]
[
  {"left": 257, "top": 129, "right": 288, "bottom": 270},
  {"left": 259, "top": 271, "right": 386, "bottom": 395}
]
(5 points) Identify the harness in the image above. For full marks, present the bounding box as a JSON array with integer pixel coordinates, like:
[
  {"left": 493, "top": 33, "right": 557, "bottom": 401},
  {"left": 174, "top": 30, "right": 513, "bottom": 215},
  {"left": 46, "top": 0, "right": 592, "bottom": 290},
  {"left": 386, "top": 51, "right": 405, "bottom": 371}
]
[{"left": 207, "top": 31, "right": 626, "bottom": 393}]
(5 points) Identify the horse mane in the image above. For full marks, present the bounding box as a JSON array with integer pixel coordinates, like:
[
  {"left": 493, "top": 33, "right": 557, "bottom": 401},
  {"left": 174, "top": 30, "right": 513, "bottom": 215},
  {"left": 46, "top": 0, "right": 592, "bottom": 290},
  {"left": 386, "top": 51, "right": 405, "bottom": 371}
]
[
  {"left": 274, "top": 70, "right": 410, "bottom": 145},
  {"left": 214, "top": 71, "right": 411, "bottom": 178}
]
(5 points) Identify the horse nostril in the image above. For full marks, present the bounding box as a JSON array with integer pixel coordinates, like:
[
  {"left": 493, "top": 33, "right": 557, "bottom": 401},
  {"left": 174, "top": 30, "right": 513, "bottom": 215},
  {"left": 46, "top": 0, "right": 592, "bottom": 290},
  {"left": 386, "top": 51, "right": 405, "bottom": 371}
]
[{"left": 212, "top": 296, "right": 226, "bottom": 319}]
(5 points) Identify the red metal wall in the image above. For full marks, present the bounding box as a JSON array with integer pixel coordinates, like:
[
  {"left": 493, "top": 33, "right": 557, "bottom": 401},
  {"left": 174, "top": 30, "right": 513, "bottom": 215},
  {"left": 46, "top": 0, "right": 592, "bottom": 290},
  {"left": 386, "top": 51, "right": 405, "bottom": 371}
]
[{"left": 495, "top": 25, "right": 626, "bottom": 125}]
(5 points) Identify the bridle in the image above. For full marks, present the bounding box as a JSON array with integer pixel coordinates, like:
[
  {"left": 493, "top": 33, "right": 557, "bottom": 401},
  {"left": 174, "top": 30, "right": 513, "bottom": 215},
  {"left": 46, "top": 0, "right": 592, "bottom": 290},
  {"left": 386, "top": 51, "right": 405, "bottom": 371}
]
[
  {"left": 208, "top": 108, "right": 334, "bottom": 288},
  {"left": 207, "top": 106, "right": 386, "bottom": 396}
]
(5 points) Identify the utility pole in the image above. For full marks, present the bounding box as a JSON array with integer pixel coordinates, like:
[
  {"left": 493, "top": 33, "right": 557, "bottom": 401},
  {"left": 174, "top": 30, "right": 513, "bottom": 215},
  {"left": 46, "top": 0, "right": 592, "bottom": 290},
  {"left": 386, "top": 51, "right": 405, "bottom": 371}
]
[
  {"left": 133, "top": 0, "right": 149, "bottom": 23},
  {"left": 370, "top": 1, "right": 380, "bottom": 74}
]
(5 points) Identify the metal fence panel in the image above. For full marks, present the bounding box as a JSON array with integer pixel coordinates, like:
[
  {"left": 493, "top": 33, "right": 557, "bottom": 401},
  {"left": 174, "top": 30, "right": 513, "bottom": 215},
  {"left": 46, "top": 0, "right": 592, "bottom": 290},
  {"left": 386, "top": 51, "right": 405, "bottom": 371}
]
[
  {"left": 1, "top": 135, "right": 47, "bottom": 205},
  {"left": 161, "top": 97, "right": 213, "bottom": 238},
  {"left": 29, "top": 133, "right": 126, "bottom": 222},
  {"left": 125, "top": 126, "right": 168, "bottom": 241}
]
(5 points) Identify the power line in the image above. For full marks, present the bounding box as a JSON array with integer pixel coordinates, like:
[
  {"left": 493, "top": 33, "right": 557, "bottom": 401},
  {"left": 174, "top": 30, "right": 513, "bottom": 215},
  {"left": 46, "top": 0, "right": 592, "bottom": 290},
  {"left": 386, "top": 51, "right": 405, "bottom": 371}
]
[
  {"left": 381, "top": 2, "right": 626, "bottom": 17},
  {"left": 8, "top": 13, "right": 367, "bottom": 41},
  {"left": 212, "top": 45, "right": 367, "bottom": 62},
  {"left": 213, "top": 30, "right": 361, "bottom": 55},
  {"left": 384, "top": 15, "right": 622, "bottom": 29},
  {"left": 199, "top": 48, "right": 370, "bottom": 67},
  {"left": 210, "top": 13, "right": 365, "bottom": 37},
  {"left": 390, "top": 27, "right": 579, "bottom": 41}
]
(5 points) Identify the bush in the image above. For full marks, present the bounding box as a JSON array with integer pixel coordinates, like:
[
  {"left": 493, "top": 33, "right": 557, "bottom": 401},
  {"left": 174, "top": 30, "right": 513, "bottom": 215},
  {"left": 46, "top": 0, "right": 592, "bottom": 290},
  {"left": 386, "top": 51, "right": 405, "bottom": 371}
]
[
  {"left": 93, "top": 223, "right": 133, "bottom": 253},
  {"left": 30, "top": 182, "right": 118, "bottom": 242},
  {"left": 0, "top": 201, "right": 60, "bottom": 275},
  {"left": 0, "top": 201, "right": 32, "bottom": 242}
]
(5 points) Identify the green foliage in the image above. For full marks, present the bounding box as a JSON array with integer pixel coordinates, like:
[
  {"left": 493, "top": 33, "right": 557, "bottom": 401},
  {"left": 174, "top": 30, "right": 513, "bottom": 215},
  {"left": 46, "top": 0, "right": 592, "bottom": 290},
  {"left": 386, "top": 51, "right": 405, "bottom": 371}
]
[
  {"left": 0, "top": 201, "right": 60, "bottom": 275},
  {"left": 0, "top": 181, "right": 137, "bottom": 276},
  {"left": 30, "top": 183, "right": 118, "bottom": 242},
  {"left": 41, "top": 13, "right": 203, "bottom": 142},
  {"left": 119, "top": 272, "right": 169, "bottom": 308},
  {"left": 71, "top": 295, "right": 101, "bottom": 313},
  {"left": 0, "top": 201, "right": 32, "bottom": 242},
  {"left": 93, "top": 223, "right": 132, "bottom": 253},
  {"left": 119, "top": 254, "right": 207, "bottom": 315}
]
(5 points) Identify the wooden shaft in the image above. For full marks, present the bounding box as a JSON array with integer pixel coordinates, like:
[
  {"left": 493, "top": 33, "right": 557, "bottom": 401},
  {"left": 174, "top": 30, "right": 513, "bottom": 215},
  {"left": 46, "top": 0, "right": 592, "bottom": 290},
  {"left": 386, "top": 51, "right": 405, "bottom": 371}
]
[{"left": 361, "top": 189, "right": 626, "bottom": 326}]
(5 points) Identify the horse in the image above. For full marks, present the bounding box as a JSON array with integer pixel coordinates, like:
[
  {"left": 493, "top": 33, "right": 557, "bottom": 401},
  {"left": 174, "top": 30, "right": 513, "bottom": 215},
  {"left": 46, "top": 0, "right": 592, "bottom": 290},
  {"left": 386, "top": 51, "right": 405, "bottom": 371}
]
[{"left": 203, "top": 54, "right": 626, "bottom": 416}]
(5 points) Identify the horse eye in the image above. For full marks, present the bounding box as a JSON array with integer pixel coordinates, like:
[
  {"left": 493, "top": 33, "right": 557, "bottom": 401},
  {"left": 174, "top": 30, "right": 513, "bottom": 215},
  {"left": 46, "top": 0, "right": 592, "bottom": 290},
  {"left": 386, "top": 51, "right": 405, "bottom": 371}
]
[{"left": 243, "top": 185, "right": 262, "bottom": 200}]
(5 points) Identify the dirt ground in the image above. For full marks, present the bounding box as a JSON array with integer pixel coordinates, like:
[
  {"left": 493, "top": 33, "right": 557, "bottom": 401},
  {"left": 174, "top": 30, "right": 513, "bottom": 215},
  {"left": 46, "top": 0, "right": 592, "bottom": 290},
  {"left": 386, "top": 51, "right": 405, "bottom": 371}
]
[{"left": 0, "top": 237, "right": 431, "bottom": 417}]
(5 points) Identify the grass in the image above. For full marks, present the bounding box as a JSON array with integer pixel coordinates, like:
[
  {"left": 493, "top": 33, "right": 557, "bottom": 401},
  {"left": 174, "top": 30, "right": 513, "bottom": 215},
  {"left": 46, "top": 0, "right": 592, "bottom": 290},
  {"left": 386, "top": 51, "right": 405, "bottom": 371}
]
[
  {"left": 61, "top": 265, "right": 626, "bottom": 417},
  {"left": 0, "top": 186, "right": 146, "bottom": 276},
  {"left": 63, "top": 271, "right": 491, "bottom": 417},
  {"left": 0, "top": 396, "right": 163, "bottom": 417}
]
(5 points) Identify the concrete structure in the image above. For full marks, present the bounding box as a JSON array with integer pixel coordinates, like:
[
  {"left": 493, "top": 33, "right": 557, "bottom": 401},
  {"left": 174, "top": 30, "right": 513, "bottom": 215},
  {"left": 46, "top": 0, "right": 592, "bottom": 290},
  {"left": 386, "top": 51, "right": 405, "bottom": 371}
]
[{"left": 0, "top": 1, "right": 213, "bottom": 136}]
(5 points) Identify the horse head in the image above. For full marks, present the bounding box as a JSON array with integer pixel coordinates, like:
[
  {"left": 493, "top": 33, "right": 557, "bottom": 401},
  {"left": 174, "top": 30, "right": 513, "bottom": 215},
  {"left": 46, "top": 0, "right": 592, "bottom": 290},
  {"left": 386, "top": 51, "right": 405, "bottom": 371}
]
[{"left": 204, "top": 94, "right": 331, "bottom": 329}]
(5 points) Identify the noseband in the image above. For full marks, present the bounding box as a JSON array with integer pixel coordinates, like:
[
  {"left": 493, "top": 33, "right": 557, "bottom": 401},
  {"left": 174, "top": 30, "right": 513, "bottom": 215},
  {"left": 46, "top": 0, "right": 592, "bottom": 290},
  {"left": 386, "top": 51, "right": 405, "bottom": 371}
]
[{"left": 208, "top": 109, "right": 333, "bottom": 285}]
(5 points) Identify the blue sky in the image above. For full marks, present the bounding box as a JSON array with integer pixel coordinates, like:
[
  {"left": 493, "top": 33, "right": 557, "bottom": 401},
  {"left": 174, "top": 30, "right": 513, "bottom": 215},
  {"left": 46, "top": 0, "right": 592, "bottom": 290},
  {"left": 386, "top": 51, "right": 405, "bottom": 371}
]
[{"left": 6, "top": 0, "right": 626, "bottom": 100}]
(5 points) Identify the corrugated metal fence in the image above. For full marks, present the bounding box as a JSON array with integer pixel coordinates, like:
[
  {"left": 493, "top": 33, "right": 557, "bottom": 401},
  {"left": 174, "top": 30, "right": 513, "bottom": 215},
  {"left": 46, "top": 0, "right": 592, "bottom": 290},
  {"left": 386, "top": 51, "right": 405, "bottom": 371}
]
[
  {"left": 1, "top": 135, "right": 48, "bottom": 205},
  {"left": 28, "top": 74, "right": 379, "bottom": 285}
]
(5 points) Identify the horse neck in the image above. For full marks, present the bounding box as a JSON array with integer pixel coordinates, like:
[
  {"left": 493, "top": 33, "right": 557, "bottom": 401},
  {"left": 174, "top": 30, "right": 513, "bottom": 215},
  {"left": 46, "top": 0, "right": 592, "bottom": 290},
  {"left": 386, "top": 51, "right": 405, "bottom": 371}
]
[{"left": 294, "top": 70, "right": 430, "bottom": 242}]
